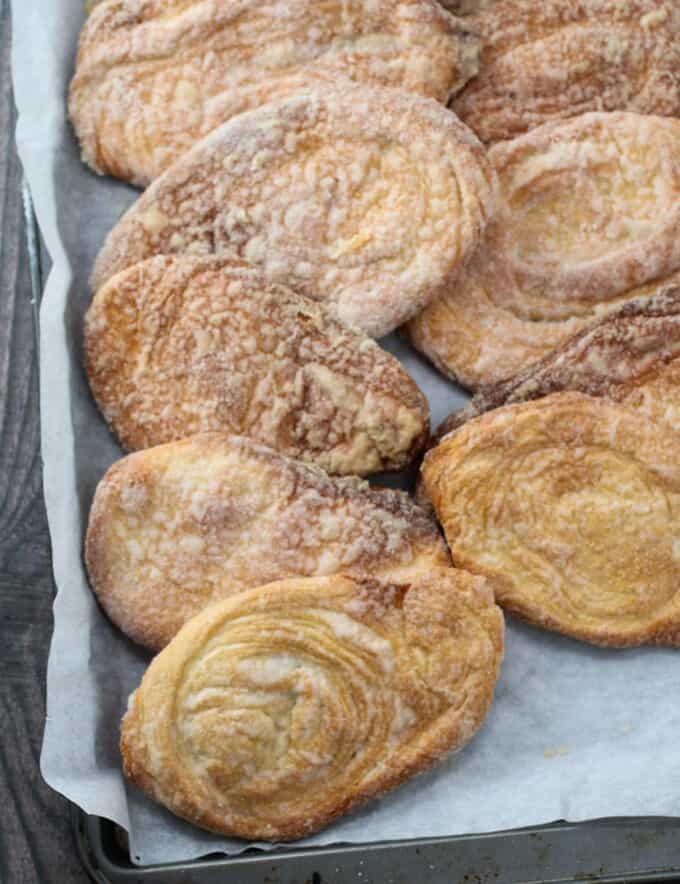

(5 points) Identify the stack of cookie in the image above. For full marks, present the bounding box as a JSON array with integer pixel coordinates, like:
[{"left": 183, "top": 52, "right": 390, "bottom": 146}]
[{"left": 70, "top": 0, "right": 680, "bottom": 842}]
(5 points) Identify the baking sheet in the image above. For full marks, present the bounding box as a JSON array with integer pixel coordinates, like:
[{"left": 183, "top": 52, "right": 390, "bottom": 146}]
[{"left": 11, "top": 0, "right": 680, "bottom": 868}]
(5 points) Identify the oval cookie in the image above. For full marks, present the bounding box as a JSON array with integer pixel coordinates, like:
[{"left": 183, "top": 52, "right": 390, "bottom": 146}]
[
  {"left": 421, "top": 392, "right": 680, "bottom": 648},
  {"left": 70, "top": 0, "right": 479, "bottom": 187},
  {"left": 91, "top": 80, "right": 496, "bottom": 338},
  {"left": 452, "top": 0, "right": 680, "bottom": 145},
  {"left": 86, "top": 433, "right": 451, "bottom": 649},
  {"left": 406, "top": 113, "right": 680, "bottom": 388},
  {"left": 84, "top": 256, "right": 429, "bottom": 475},
  {"left": 435, "top": 283, "right": 680, "bottom": 440},
  {"left": 121, "top": 570, "right": 504, "bottom": 841}
]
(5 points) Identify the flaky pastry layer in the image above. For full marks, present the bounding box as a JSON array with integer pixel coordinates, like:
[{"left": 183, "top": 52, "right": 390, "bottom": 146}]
[
  {"left": 406, "top": 113, "right": 680, "bottom": 388},
  {"left": 121, "top": 571, "right": 504, "bottom": 840},
  {"left": 86, "top": 433, "right": 451, "bottom": 649},
  {"left": 453, "top": 0, "right": 680, "bottom": 144},
  {"left": 436, "top": 283, "right": 680, "bottom": 439},
  {"left": 421, "top": 392, "right": 680, "bottom": 647},
  {"left": 84, "top": 256, "right": 429, "bottom": 475},
  {"left": 91, "top": 80, "right": 495, "bottom": 339},
  {"left": 70, "top": 0, "right": 479, "bottom": 187}
]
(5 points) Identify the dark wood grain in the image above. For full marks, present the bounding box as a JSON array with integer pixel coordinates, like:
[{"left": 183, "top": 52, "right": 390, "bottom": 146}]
[{"left": 0, "top": 3, "right": 90, "bottom": 881}]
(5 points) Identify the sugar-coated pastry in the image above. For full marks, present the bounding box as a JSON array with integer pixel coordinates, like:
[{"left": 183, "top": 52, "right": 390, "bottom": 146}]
[
  {"left": 452, "top": 0, "right": 680, "bottom": 144},
  {"left": 121, "top": 570, "right": 504, "bottom": 841},
  {"left": 86, "top": 433, "right": 451, "bottom": 649},
  {"left": 70, "top": 0, "right": 479, "bottom": 187},
  {"left": 84, "top": 256, "right": 429, "bottom": 475},
  {"left": 421, "top": 392, "right": 680, "bottom": 647},
  {"left": 406, "top": 113, "right": 680, "bottom": 388},
  {"left": 90, "top": 80, "right": 496, "bottom": 338},
  {"left": 435, "top": 283, "right": 680, "bottom": 440}
]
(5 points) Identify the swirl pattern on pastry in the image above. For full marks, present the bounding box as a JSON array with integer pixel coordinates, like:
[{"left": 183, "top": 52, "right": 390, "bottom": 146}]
[
  {"left": 90, "top": 80, "right": 496, "bottom": 338},
  {"left": 406, "top": 113, "right": 680, "bottom": 388},
  {"left": 121, "top": 571, "right": 504, "bottom": 841},
  {"left": 421, "top": 392, "right": 680, "bottom": 647},
  {"left": 84, "top": 256, "right": 429, "bottom": 475},
  {"left": 86, "top": 433, "right": 451, "bottom": 649},
  {"left": 452, "top": 0, "right": 680, "bottom": 145},
  {"left": 435, "top": 283, "right": 680, "bottom": 440},
  {"left": 69, "top": 0, "right": 479, "bottom": 187}
]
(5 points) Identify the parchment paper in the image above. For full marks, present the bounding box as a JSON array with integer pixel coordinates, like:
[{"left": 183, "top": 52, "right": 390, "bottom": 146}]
[{"left": 11, "top": 0, "right": 680, "bottom": 867}]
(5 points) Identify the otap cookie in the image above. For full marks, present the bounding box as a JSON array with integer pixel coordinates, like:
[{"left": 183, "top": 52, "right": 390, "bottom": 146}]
[
  {"left": 91, "top": 80, "right": 495, "bottom": 338},
  {"left": 407, "top": 113, "right": 680, "bottom": 388},
  {"left": 453, "top": 0, "right": 680, "bottom": 144},
  {"left": 121, "top": 570, "right": 504, "bottom": 840},
  {"left": 422, "top": 393, "right": 680, "bottom": 647},
  {"left": 85, "top": 256, "right": 429, "bottom": 475},
  {"left": 86, "top": 433, "right": 451, "bottom": 649},
  {"left": 435, "top": 283, "right": 680, "bottom": 439},
  {"left": 70, "top": 0, "right": 479, "bottom": 186}
]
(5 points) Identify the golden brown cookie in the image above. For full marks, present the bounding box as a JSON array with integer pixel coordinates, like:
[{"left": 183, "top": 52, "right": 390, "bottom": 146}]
[
  {"left": 435, "top": 283, "right": 680, "bottom": 440},
  {"left": 452, "top": 0, "right": 680, "bottom": 145},
  {"left": 121, "top": 570, "right": 504, "bottom": 841},
  {"left": 86, "top": 433, "right": 451, "bottom": 649},
  {"left": 421, "top": 392, "right": 680, "bottom": 648},
  {"left": 406, "top": 113, "right": 680, "bottom": 388},
  {"left": 90, "top": 80, "right": 496, "bottom": 338},
  {"left": 84, "top": 256, "right": 429, "bottom": 475},
  {"left": 70, "top": 0, "right": 479, "bottom": 187}
]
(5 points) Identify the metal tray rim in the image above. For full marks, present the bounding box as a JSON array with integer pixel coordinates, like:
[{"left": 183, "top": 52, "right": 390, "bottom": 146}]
[{"left": 73, "top": 809, "right": 680, "bottom": 884}]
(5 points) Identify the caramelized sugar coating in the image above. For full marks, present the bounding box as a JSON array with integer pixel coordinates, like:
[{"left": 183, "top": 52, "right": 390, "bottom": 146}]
[
  {"left": 422, "top": 393, "right": 680, "bottom": 648},
  {"left": 406, "top": 113, "right": 680, "bottom": 388},
  {"left": 121, "top": 571, "right": 504, "bottom": 841},
  {"left": 84, "top": 256, "right": 429, "bottom": 475},
  {"left": 453, "top": 0, "right": 680, "bottom": 144},
  {"left": 70, "top": 0, "right": 479, "bottom": 187},
  {"left": 91, "top": 81, "right": 495, "bottom": 338},
  {"left": 435, "top": 284, "right": 680, "bottom": 440},
  {"left": 86, "top": 434, "right": 451, "bottom": 649}
]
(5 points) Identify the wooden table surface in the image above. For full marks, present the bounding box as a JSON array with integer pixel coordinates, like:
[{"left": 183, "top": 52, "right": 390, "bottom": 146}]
[{"left": 0, "top": 3, "right": 91, "bottom": 881}]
